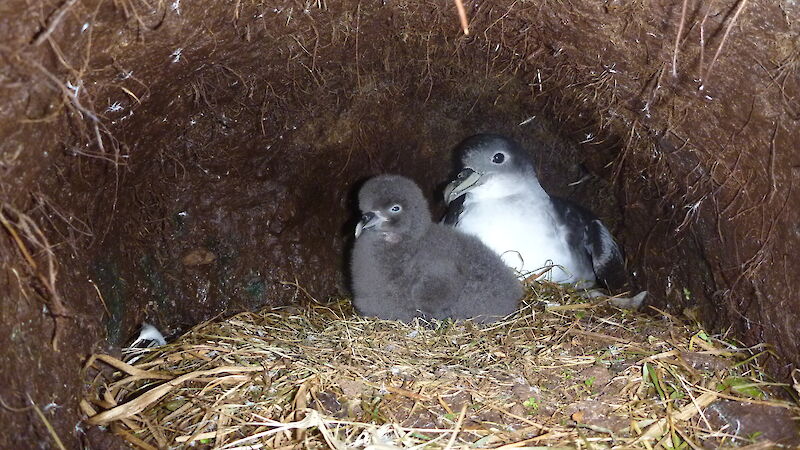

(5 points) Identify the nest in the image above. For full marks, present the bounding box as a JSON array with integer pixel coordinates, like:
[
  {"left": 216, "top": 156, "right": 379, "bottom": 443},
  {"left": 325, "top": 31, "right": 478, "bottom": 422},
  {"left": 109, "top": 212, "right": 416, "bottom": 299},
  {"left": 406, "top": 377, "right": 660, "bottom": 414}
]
[{"left": 82, "top": 283, "right": 800, "bottom": 449}]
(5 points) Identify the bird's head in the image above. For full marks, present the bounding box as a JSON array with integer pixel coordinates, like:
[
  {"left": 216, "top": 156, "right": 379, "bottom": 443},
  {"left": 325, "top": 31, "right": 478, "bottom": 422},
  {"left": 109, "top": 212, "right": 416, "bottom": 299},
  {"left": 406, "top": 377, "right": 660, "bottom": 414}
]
[
  {"left": 356, "top": 175, "right": 431, "bottom": 242},
  {"left": 444, "top": 134, "right": 538, "bottom": 205}
]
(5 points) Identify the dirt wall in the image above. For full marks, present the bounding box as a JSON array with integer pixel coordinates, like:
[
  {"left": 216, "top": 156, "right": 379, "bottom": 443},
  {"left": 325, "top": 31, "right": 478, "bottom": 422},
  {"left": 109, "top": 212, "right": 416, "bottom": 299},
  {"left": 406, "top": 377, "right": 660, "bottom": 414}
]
[{"left": 1, "top": 0, "right": 798, "bottom": 447}]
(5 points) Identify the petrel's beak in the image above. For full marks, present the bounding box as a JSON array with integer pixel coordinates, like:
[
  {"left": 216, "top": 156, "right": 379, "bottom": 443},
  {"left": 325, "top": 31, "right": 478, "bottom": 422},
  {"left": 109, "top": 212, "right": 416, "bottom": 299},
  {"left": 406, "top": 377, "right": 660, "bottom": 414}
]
[
  {"left": 443, "top": 168, "right": 484, "bottom": 205},
  {"left": 354, "top": 211, "right": 385, "bottom": 238}
]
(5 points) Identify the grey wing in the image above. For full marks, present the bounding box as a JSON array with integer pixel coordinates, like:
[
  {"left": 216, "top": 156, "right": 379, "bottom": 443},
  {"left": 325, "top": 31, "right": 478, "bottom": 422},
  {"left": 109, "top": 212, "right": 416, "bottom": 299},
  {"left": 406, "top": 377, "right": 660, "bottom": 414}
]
[
  {"left": 441, "top": 194, "right": 465, "bottom": 225},
  {"left": 552, "top": 197, "right": 628, "bottom": 292},
  {"left": 584, "top": 218, "right": 628, "bottom": 292}
]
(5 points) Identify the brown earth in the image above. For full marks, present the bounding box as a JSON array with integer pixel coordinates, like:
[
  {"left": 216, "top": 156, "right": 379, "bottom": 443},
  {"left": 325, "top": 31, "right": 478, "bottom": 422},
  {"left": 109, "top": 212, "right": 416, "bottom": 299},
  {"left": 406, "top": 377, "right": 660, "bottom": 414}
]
[{"left": 0, "top": 0, "right": 798, "bottom": 447}]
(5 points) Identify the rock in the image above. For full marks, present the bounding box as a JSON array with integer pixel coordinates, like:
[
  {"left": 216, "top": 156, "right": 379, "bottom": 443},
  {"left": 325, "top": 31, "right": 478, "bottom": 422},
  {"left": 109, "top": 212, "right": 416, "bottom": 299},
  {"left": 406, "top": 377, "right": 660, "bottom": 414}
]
[
  {"left": 181, "top": 248, "right": 216, "bottom": 266},
  {"left": 312, "top": 390, "right": 342, "bottom": 415},
  {"left": 679, "top": 351, "right": 730, "bottom": 372},
  {"left": 565, "top": 399, "right": 629, "bottom": 432},
  {"left": 338, "top": 378, "right": 369, "bottom": 398},
  {"left": 704, "top": 401, "right": 800, "bottom": 446},
  {"left": 580, "top": 365, "right": 613, "bottom": 388}
]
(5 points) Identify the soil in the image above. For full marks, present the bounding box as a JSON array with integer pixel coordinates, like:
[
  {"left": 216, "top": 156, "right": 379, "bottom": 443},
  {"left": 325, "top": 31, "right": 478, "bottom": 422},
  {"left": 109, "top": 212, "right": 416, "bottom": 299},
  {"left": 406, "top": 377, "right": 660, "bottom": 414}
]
[{"left": 1, "top": 0, "right": 798, "bottom": 447}]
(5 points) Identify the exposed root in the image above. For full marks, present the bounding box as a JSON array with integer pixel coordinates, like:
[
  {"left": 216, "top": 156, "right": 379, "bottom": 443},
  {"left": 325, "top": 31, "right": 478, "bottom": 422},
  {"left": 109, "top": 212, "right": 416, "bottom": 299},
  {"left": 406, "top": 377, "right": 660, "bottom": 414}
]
[
  {"left": 701, "top": 0, "right": 749, "bottom": 89},
  {"left": 671, "top": 0, "right": 689, "bottom": 78},
  {"left": 30, "top": 0, "right": 79, "bottom": 46},
  {"left": 698, "top": 0, "right": 718, "bottom": 76},
  {"left": 29, "top": 395, "right": 68, "bottom": 450},
  {"left": 453, "top": 0, "right": 470, "bottom": 35},
  {"left": 26, "top": 59, "right": 124, "bottom": 164},
  {"left": 0, "top": 204, "right": 70, "bottom": 350}
]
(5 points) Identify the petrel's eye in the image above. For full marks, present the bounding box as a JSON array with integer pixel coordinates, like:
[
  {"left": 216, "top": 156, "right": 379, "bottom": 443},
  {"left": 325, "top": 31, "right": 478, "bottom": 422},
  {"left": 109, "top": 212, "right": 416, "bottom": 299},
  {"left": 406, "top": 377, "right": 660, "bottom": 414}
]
[
  {"left": 492, "top": 152, "right": 505, "bottom": 164},
  {"left": 390, "top": 204, "right": 402, "bottom": 213}
]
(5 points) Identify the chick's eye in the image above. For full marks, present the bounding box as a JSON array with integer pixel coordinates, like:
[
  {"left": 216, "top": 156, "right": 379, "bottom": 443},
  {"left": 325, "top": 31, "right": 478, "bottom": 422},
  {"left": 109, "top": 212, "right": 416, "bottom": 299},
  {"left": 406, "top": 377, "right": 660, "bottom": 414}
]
[
  {"left": 390, "top": 204, "right": 402, "bottom": 213},
  {"left": 492, "top": 152, "right": 505, "bottom": 164}
]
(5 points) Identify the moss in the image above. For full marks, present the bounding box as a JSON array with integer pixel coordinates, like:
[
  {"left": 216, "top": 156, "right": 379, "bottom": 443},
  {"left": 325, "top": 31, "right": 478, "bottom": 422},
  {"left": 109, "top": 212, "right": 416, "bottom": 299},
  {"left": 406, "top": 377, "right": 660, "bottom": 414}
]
[
  {"left": 138, "top": 254, "right": 171, "bottom": 311},
  {"left": 91, "top": 259, "right": 127, "bottom": 346}
]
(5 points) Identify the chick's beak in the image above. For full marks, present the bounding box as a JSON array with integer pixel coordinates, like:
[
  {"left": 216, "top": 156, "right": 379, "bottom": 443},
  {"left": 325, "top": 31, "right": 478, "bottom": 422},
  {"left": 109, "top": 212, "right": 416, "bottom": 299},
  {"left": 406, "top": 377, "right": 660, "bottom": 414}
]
[
  {"left": 443, "top": 168, "right": 484, "bottom": 205},
  {"left": 354, "top": 211, "right": 385, "bottom": 238}
]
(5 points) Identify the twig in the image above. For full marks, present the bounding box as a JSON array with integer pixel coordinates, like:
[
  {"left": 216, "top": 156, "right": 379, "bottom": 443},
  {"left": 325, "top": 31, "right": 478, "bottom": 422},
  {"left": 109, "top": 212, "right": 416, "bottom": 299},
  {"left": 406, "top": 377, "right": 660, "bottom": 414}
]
[
  {"left": 444, "top": 404, "right": 468, "bottom": 449},
  {"left": 672, "top": 0, "right": 689, "bottom": 77},
  {"left": 354, "top": 2, "right": 361, "bottom": 89},
  {"left": 31, "top": 0, "right": 79, "bottom": 46},
  {"left": 87, "top": 365, "right": 263, "bottom": 425},
  {"left": 453, "top": 0, "right": 469, "bottom": 35},
  {"left": 0, "top": 208, "right": 37, "bottom": 269},
  {"left": 279, "top": 278, "right": 320, "bottom": 303},
  {"left": 89, "top": 280, "right": 111, "bottom": 316},
  {"left": 29, "top": 395, "right": 68, "bottom": 450},
  {"left": 703, "top": 0, "right": 749, "bottom": 87},
  {"left": 698, "top": 0, "right": 717, "bottom": 76},
  {"left": 633, "top": 392, "right": 717, "bottom": 443},
  {"left": 0, "top": 396, "right": 33, "bottom": 412},
  {"left": 0, "top": 205, "right": 70, "bottom": 350},
  {"left": 766, "top": 121, "right": 778, "bottom": 204}
]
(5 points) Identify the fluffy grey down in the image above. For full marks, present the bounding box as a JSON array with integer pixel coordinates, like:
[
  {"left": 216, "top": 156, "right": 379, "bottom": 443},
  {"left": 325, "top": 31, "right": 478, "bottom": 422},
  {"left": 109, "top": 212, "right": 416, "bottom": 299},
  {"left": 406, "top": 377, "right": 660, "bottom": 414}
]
[{"left": 351, "top": 174, "right": 523, "bottom": 323}]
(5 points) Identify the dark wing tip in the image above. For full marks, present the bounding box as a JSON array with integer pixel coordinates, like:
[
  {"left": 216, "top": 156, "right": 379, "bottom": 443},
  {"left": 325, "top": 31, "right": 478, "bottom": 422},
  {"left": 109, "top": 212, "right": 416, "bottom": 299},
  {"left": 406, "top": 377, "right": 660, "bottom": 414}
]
[
  {"left": 586, "top": 219, "right": 629, "bottom": 292},
  {"left": 442, "top": 194, "right": 465, "bottom": 225},
  {"left": 552, "top": 196, "right": 630, "bottom": 292}
]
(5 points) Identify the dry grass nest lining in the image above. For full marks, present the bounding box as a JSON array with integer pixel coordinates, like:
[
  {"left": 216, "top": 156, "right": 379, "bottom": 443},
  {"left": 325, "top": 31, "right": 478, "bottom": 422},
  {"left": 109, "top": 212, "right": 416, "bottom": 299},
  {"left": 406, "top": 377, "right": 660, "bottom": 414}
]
[{"left": 82, "top": 283, "right": 800, "bottom": 449}]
